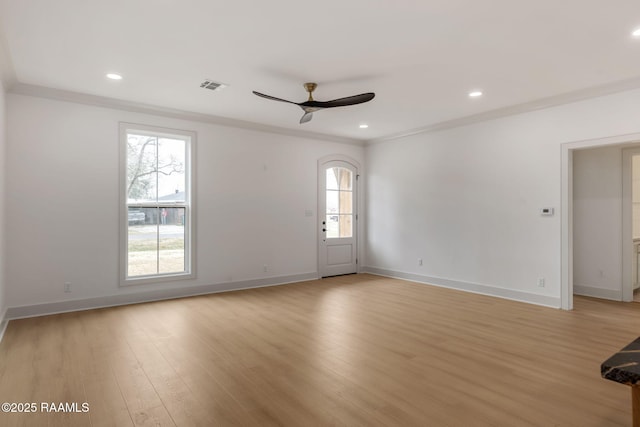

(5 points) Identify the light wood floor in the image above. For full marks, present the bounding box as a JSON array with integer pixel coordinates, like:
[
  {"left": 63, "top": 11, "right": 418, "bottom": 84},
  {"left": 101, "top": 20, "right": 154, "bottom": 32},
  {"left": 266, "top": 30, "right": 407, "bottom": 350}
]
[{"left": 0, "top": 274, "right": 637, "bottom": 426}]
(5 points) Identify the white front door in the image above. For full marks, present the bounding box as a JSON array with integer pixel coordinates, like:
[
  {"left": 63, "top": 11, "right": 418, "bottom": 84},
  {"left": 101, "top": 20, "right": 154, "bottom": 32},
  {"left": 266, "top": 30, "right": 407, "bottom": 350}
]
[{"left": 319, "top": 160, "right": 358, "bottom": 277}]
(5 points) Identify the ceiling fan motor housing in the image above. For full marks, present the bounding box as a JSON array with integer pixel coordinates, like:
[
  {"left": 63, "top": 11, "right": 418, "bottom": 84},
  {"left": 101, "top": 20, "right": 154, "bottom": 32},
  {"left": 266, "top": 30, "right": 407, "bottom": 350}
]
[{"left": 304, "top": 82, "right": 317, "bottom": 101}]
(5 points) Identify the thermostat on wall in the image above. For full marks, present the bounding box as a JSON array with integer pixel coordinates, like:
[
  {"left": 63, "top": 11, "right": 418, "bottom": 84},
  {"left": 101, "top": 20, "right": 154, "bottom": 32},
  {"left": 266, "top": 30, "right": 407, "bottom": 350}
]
[{"left": 540, "top": 207, "right": 554, "bottom": 216}]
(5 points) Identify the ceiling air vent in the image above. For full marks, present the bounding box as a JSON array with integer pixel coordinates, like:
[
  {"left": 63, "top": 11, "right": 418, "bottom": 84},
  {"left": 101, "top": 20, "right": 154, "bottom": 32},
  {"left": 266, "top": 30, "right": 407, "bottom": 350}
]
[{"left": 200, "top": 79, "right": 228, "bottom": 91}]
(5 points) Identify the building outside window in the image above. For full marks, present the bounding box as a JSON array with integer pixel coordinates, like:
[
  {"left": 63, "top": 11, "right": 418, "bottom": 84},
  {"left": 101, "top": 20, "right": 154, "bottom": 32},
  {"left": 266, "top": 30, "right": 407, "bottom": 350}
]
[{"left": 120, "top": 123, "right": 195, "bottom": 284}]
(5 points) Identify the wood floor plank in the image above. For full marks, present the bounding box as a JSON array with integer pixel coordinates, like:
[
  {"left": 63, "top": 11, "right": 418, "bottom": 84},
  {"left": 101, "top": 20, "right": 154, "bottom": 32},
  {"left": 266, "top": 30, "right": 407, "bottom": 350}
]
[
  {"left": 84, "top": 376, "right": 134, "bottom": 427},
  {"left": 0, "top": 274, "right": 637, "bottom": 425}
]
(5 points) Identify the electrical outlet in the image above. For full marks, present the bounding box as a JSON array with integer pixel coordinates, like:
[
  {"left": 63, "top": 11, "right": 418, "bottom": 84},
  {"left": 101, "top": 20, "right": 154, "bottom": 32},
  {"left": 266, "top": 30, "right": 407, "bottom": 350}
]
[
  {"left": 263, "top": 264, "right": 268, "bottom": 273},
  {"left": 64, "top": 282, "right": 72, "bottom": 293},
  {"left": 418, "top": 258, "right": 423, "bottom": 266},
  {"left": 537, "top": 278, "right": 545, "bottom": 288}
]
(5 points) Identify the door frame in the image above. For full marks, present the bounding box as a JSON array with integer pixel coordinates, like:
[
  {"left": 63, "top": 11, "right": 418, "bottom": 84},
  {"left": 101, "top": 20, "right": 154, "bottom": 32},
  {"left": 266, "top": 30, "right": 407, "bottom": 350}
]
[
  {"left": 317, "top": 155, "right": 362, "bottom": 277},
  {"left": 561, "top": 132, "right": 640, "bottom": 309},
  {"left": 622, "top": 147, "right": 640, "bottom": 301}
]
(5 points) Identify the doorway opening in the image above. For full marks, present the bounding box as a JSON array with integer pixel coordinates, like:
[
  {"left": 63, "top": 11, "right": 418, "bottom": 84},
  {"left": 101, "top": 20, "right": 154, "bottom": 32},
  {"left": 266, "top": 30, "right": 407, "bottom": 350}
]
[
  {"left": 562, "top": 135, "right": 640, "bottom": 310},
  {"left": 628, "top": 152, "right": 640, "bottom": 301}
]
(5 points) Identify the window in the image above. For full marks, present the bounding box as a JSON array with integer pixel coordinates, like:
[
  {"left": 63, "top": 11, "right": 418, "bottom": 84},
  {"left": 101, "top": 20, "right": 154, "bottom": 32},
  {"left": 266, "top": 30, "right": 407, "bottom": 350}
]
[
  {"left": 325, "top": 166, "right": 353, "bottom": 238},
  {"left": 120, "top": 123, "right": 195, "bottom": 284}
]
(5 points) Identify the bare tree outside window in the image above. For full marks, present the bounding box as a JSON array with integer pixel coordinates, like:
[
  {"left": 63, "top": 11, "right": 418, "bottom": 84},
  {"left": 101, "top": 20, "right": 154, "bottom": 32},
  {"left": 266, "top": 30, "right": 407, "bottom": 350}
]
[
  {"left": 124, "top": 131, "right": 190, "bottom": 279},
  {"left": 127, "top": 135, "right": 184, "bottom": 201}
]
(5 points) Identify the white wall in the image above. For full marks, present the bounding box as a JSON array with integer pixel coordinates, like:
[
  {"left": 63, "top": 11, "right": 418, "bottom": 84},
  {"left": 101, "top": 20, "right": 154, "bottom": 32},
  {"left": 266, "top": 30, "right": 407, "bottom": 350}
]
[
  {"left": 572, "top": 146, "right": 623, "bottom": 300},
  {"left": 5, "top": 93, "right": 364, "bottom": 313},
  {"left": 0, "top": 78, "right": 6, "bottom": 326},
  {"left": 365, "top": 87, "right": 640, "bottom": 308},
  {"left": 10, "top": 87, "right": 640, "bottom": 315}
]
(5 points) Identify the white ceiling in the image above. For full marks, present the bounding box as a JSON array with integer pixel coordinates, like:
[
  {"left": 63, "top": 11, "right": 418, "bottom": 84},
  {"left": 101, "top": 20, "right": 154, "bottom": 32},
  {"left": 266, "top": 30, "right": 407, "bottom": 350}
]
[{"left": 2, "top": 0, "right": 640, "bottom": 141}]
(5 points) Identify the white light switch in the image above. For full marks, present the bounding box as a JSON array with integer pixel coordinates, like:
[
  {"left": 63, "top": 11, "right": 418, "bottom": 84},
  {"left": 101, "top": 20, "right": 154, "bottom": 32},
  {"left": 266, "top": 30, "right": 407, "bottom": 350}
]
[{"left": 540, "top": 207, "right": 554, "bottom": 216}]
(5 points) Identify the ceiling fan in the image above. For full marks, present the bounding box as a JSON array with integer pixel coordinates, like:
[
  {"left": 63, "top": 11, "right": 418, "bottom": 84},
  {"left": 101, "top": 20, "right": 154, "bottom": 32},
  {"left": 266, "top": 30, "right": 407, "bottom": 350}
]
[{"left": 253, "top": 83, "right": 375, "bottom": 124}]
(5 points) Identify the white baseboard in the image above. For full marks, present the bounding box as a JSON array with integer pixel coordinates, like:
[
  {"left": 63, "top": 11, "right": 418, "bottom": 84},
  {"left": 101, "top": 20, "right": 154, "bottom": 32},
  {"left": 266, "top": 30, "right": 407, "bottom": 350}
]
[
  {"left": 0, "top": 307, "right": 8, "bottom": 343},
  {"left": 573, "top": 284, "right": 622, "bottom": 301},
  {"left": 5, "top": 272, "right": 319, "bottom": 320},
  {"left": 362, "top": 267, "right": 561, "bottom": 308}
]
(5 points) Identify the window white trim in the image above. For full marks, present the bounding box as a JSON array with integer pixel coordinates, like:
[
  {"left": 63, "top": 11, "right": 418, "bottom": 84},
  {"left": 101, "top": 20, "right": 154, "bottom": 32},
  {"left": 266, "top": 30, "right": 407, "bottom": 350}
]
[{"left": 119, "top": 122, "right": 196, "bottom": 286}]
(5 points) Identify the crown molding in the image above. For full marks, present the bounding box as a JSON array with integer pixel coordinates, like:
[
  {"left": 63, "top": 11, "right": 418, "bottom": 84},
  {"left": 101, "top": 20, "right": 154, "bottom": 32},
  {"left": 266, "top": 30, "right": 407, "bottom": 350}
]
[
  {"left": 367, "top": 76, "right": 640, "bottom": 145},
  {"left": 8, "top": 83, "right": 365, "bottom": 146},
  {"left": 10, "top": 74, "right": 640, "bottom": 147}
]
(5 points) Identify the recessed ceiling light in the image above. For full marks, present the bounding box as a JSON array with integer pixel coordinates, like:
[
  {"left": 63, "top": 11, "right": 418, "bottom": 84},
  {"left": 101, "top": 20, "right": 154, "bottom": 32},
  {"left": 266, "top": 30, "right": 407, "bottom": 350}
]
[
  {"left": 469, "top": 91, "right": 483, "bottom": 98},
  {"left": 106, "top": 73, "right": 123, "bottom": 80},
  {"left": 633, "top": 28, "right": 640, "bottom": 37},
  {"left": 359, "top": 124, "right": 369, "bottom": 129}
]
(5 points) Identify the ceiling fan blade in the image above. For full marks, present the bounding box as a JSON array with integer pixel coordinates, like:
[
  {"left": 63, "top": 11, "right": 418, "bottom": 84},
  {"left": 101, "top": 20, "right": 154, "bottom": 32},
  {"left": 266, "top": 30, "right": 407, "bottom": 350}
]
[
  {"left": 254, "top": 84, "right": 374, "bottom": 124},
  {"left": 300, "top": 112, "right": 313, "bottom": 124},
  {"left": 319, "top": 92, "right": 375, "bottom": 108},
  {"left": 252, "top": 91, "right": 298, "bottom": 105}
]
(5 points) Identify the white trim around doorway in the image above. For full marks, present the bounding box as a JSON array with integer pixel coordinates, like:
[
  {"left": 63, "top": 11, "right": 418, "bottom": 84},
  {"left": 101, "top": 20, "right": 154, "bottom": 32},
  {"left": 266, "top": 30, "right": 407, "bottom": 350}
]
[{"left": 561, "top": 131, "right": 640, "bottom": 310}]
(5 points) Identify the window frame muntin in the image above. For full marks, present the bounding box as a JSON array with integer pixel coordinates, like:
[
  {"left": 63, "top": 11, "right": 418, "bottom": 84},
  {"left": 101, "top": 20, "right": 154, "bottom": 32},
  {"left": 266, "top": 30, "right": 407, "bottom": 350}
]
[{"left": 119, "top": 122, "right": 196, "bottom": 286}]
